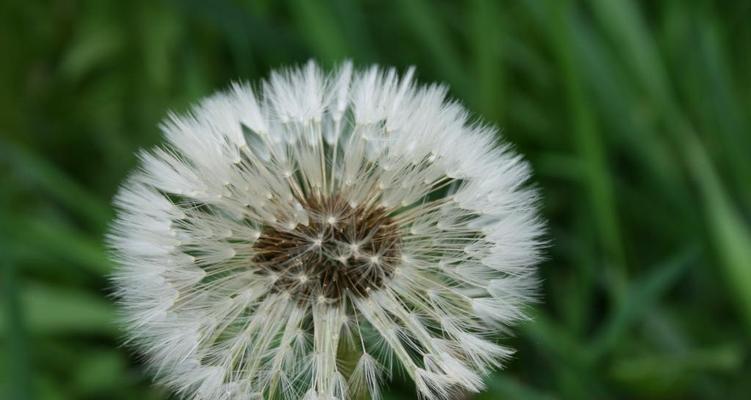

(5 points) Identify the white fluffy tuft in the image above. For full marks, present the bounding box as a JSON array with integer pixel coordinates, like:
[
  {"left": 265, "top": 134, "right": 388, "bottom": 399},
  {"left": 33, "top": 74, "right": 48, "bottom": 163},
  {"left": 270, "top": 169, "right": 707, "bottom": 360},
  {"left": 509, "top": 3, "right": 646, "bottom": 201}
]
[{"left": 108, "top": 61, "right": 545, "bottom": 400}]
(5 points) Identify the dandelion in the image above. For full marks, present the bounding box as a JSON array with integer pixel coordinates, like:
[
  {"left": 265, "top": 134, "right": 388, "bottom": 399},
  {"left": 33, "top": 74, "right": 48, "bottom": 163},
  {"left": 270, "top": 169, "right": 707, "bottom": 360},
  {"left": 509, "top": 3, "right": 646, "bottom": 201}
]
[{"left": 108, "top": 61, "right": 545, "bottom": 400}]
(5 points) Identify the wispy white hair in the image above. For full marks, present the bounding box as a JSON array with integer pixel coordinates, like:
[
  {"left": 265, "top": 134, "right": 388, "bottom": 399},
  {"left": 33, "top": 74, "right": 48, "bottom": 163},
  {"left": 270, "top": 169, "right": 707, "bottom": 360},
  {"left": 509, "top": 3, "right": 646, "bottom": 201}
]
[{"left": 108, "top": 61, "right": 544, "bottom": 400}]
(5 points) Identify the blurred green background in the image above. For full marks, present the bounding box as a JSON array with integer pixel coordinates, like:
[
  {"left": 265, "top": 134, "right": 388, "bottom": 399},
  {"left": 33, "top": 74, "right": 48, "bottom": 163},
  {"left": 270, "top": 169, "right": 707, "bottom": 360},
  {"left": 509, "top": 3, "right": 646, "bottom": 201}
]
[{"left": 2, "top": 0, "right": 751, "bottom": 399}]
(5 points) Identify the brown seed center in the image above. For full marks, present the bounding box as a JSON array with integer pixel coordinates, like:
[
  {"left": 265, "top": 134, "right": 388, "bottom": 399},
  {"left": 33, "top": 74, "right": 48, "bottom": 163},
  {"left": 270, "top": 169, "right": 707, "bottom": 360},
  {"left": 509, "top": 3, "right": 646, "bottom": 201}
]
[{"left": 252, "top": 196, "right": 401, "bottom": 302}]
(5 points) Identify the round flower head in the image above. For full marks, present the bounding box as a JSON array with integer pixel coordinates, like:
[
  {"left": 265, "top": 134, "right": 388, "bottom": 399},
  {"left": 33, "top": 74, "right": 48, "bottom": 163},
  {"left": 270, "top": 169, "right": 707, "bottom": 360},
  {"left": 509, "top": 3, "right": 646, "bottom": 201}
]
[{"left": 109, "top": 61, "right": 544, "bottom": 400}]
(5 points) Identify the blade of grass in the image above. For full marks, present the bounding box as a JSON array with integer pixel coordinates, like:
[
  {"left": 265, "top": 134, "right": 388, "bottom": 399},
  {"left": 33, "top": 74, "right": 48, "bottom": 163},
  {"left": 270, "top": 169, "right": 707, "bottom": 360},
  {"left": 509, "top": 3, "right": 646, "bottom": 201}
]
[
  {"left": 1, "top": 255, "right": 33, "bottom": 400},
  {"left": 0, "top": 140, "right": 111, "bottom": 229},
  {"left": 534, "top": 152, "right": 585, "bottom": 182},
  {"left": 587, "top": 0, "right": 751, "bottom": 336},
  {"left": 395, "top": 0, "right": 468, "bottom": 94},
  {"left": 610, "top": 344, "right": 743, "bottom": 394},
  {"left": 522, "top": 313, "right": 605, "bottom": 398},
  {"left": 72, "top": 350, "right": 127, "bottom": 397},
  {"left": 588, "top": 246, "right": 698, "bottom": 360},
  {"left": 174, "top": 0, "right": 302, "bottom": 71},
  {"left": 288, "top": 0, "right": 351, "bottom": 64},
  {"left": 572, "top": 14, "right": 688, "bottom": 202},
  {"left": 586, "top": 0, "right": 671, "bottom": 106},
  {"left": 479, "top": 374, "right": 556, "bottom": 400},
  {"left": 685, "top": 132, "right": 751, "bottom": 334},
  {"left": 469, "top": 0, "right": 505, "bottom": 122},
  {"left": 522, "top": 312, "right": 588, "bottom": 366},
  {"left": 547, "top": 0, "right": 628, "bottom": 299},
  {"left": 17, "top": 215, "right": 111, "bottom": 275},
  {"left": 693, "top": 20, "right": 751, "bottom": 207},
  {"left": 330, "top": 0, "right": 377, "bottom": 61},
  {"left": 8, "top": 283, "right": 116, "bottom": 336}
]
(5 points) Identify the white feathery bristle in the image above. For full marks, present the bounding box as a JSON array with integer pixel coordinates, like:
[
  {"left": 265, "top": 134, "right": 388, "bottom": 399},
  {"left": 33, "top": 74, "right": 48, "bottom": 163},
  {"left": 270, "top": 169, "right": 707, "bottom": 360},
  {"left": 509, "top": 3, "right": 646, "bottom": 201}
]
[
  {"left": 108, "top": 61, "right": 545, "bottom": 400},
  {"left": 349, "top": 352, "right": 383, "bottom": 400}
]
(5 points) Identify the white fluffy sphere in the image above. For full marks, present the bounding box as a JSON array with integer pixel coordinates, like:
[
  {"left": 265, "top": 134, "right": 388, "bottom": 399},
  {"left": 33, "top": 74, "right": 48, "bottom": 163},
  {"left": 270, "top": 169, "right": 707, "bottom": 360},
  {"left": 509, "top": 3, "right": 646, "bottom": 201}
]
[{"left": 108, "top": 61, "right": 544, "bottom": 400}]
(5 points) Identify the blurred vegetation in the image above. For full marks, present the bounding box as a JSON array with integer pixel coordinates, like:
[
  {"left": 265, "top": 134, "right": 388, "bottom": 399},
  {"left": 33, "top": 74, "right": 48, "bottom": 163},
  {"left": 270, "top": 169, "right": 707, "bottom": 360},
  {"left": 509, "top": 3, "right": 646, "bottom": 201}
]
[{"left": 1, "top": 0, "right": 750, "bottom": 399}]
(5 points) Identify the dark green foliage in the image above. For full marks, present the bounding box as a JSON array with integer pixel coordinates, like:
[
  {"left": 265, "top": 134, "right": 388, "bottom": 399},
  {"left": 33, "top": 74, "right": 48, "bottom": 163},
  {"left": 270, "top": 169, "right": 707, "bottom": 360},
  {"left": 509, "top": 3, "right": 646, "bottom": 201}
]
[{"left": 1, "top": 0, "right": 750, "bottom": 398}]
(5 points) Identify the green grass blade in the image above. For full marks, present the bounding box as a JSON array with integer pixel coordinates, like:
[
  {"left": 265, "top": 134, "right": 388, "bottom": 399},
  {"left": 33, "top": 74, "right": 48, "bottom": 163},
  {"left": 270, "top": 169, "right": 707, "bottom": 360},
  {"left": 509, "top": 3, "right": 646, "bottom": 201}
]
[
  {"left": 589, "top": 247, "right": 698, "bottom": 359},
  {"left": 288, "top": 0, "right": 351, "bottom": 63},
  {"left": 1, "top": 257, "right": 33, "bottom": 400},
  {"left": 547, "top": 0, "right": 627, "bottom": 297},
  {"left": 479, "top": 374, "right": 556, "bottom": 400},
  {"left": 0, "top": 141, "right": 111, "bottom": 229},
  {"left": 469, "top": 0, "right": 505, "bottom": 122},
  {"left": 394, "top": 0, "right": 468, "bottom": 93},
  {"left": 685, "top": 134, "right": 751, "bottom": 334},
  {"left": 11, "top": 284, "right": 116, "bottom": 336}
]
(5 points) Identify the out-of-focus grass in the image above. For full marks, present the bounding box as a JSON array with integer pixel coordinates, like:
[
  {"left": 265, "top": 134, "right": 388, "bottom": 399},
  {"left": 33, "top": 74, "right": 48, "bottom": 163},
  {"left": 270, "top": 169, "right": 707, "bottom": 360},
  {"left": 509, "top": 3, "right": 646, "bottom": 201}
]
[{"left": 1, "top": 0, "right": 750, "bottom": 399}]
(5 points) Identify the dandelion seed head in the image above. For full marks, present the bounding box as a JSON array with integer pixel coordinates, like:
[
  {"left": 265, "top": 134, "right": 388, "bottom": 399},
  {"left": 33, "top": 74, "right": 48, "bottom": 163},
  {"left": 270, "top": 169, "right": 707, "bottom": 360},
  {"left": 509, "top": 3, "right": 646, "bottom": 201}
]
[
  {"left": 252, "top": 196, "right": 401, "bottom": 301},
  {"left": 108, "top": 61, "right": 545, "bottom": 400}
]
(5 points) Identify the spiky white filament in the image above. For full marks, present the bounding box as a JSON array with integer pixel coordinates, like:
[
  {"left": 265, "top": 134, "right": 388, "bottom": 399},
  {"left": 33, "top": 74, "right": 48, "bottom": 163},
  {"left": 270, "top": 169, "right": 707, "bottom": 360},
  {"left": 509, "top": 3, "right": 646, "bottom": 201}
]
[{"left": 109, "top": 61, "right": 544, "bottom": 400}]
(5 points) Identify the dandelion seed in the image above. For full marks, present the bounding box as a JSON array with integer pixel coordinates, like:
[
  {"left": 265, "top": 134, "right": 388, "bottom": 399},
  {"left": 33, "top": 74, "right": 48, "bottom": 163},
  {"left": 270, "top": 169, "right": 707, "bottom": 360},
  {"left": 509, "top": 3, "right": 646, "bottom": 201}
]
[{"left": 108, "top": 61, "right": 545, "bottom": 400}]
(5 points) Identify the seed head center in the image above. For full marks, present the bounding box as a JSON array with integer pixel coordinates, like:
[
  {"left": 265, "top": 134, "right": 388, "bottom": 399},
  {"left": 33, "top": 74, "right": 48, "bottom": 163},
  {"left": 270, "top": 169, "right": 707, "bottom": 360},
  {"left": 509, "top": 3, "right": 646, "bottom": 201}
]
[{"left": 252, "top": 195, "right": 401, "bottom": 302}]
